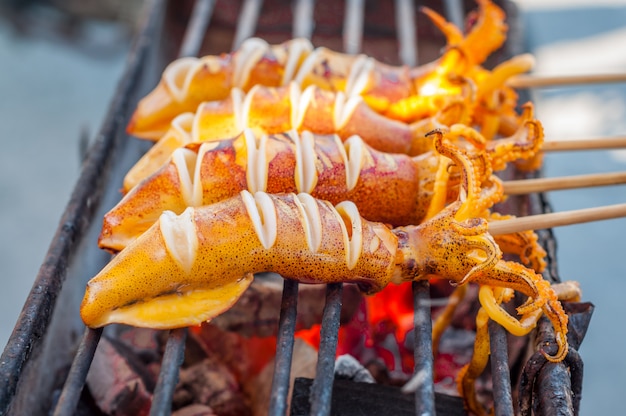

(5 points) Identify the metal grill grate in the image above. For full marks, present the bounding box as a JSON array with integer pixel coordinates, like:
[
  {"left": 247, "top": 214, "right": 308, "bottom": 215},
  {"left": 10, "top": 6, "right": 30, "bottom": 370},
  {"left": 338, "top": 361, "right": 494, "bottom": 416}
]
[{"left": 0, "top": 1, "right": 591, "bottom": 415}]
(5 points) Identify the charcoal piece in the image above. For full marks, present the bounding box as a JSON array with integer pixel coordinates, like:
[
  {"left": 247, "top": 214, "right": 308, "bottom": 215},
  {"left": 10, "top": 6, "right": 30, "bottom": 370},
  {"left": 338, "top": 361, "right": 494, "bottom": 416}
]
[
  {"left": 172, "top": 404, "right": 217, "bottom": 416},
  {"left": 212, "top": 273, "right": 363, "bottom": 337},
  {"left": 86, "top": 337, "right": 152, "bottom": 416},
  {"left": 173, "top": 357, "right": 250, "bottom": 416},
  {"left": 290, "top": 377, "right": 466, "bottom": 416}
]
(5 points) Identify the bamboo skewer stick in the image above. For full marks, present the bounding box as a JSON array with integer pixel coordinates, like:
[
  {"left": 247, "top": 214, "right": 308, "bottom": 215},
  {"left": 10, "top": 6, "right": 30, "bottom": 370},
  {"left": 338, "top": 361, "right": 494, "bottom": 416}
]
[
  {"left": 543, "top": 136, "right": 626, "bottom": 152},
  {"left": 507, "top": 73, "right": 626, "bottom": 89},
  {"left": 503, "top": 171, "right": 626, "bottom": 195},
  {"left": 488, "top": 203, "right": 626, "bottom": 236}
]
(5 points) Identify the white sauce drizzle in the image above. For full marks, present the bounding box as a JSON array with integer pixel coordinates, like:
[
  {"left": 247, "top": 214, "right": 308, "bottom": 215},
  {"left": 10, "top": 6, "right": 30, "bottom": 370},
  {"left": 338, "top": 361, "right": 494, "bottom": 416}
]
[
  {"left": 288, "top": 82, "right": 302, "bottom": 129},
  {"left": 332, "top": 135, "right": 365, "bottom": 192},
  {"left": 163, "top": 57, "right": 198, "bottom": 102},
  {"left": 230, "top": 88, "right": 246, "bottom": 133},
  {"left": 160, "top": 208, "right": 199, "bottom": 274},
  {"left": 241, "top": 191, "right": 278, "bottom": 250},
  {"left": 191, "top": 142, "right": 220, "bottom": 206},
  {"left": 293, "top": 193, "right": 323, "bottom": 253},
  {"left": 233, "top": 38, "right": 270, "bottom": 88},
  {"left": 334, "top": 94, "right": 362, "bottom": 130},
  {"left": 334, "top": 201, "right": 363, "bottom": 270},
  {"left": 282, "top": 39, "right": 314, "bottom": 85},
  {"left": 293, "top": 47, "right": 324, "bottom": 84},
  {"left": 295, "top": 85, "right": 316, "bottom": 129},
  {"left": 171, "top": 113, "right": 194, "bottom": 145},
  {"left": 244, "top": 129, "right": 269, "bottom": 193},
  {"left": 240, "top": 84, "right": 261, "bottom": 130},
  {"left": 292, "top": 130, "right": 318, "bottom": 194},
  {"left": 172, "top": 148, "right": 198, "bottom": 207},
  {"left": 346, "top": 56, "right": 375, "bottom": 97}
]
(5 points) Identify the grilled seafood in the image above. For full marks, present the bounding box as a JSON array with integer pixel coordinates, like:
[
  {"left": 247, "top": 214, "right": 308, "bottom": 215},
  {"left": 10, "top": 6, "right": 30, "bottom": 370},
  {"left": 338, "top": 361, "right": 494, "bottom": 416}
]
[
  {"left": 101, "top": 130, "right": 503, "bottom": 251},
  {"left": 128, "top": 0, "right": 514, "bottom": 139},
  {"left": 123, "top": 82, "right": 466, "bottom": 192},
  {"left": 83, "top": 131, "right": 569, "bottom": 364},
  {"left": 123, "top": 88, "right": 542, "bottom": 194},
  {"left": 81, "top": 192, "right": 568, "bottom": 362}
]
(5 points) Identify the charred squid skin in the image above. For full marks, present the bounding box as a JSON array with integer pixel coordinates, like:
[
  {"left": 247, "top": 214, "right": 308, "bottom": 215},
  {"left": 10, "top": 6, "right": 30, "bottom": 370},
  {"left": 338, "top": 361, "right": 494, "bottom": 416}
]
[{"left": 82, "top": 191, "right": 398, "bottom": 329}]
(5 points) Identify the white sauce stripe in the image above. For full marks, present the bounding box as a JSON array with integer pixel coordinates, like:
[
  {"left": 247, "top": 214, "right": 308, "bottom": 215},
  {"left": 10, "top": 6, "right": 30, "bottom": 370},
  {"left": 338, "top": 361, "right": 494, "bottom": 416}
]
[
  {"left": 334, "top": 201, "right": 363, "bottom": 270},
  {"left": 231, "top": 88, "right": 245, "bottom": 132},
  {"left": 241, "top": 190, "right": 278, "bottom": 250},
  {"left": 293, "top": 47, "right": 323, "bottom": 84},
  {"left": 295, "top": 85, "right": 316, "bottom": 129},
  {"left": 192, "top": 142, "right": 219, "bottom": 206},
  {"left": 347, "top": 56, "right": 374, "bottom": 97},
  {"left": 172, "top": 148, "right": 198, "bottom": 207},
  {"left": 160, "top": 208, "right": 199, "bottom": 274},
  {"left": 244, "top": 129, "right": 269, "bottom": 194},
  {"left": 282, "top": 39, "right": 314, "bottom": 85},
  {"left": 233, "top": 38, "right": 270, "bottom": 88},
  {"left": 240, "top": 84, "right": 261, "bottom": 130},
  {"left": 344, "top": 135, "right": 366, "bottom": 191},
  {"left": 293, "top": 130, "right": 318, "bottom": 194},
  {"left": 294, "top": 193, "right": 323, "bottom": 253},
  {"left": 163, "top": 57, "right": 198, "bottom": 102},
  {"left": 335, "top": 95, "right": 362, "bottom": 129},
  {"left": 171, "top": 113, "right": 194, "bottom": 145},
  {"left": 332, "top": 134, "right": 364, "bottom": 192}
]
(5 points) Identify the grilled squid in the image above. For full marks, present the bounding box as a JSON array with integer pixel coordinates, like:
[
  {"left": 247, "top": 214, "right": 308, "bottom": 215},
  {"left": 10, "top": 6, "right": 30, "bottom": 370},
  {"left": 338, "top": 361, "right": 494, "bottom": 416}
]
[
  {"left": 124, "top": 89, "right": 542, "bottom": 195},
  {"left": 128, "top": 0, "right": 511, "bottom": 139},
  {"left": 101, "top": 130, "right": 502, "bottom": 251},
  {"left": 123, "top": 83, "right": 466, "bottom": 192},
  {"left": 81, "top": 190, "right": 568, "bottom": 362}
]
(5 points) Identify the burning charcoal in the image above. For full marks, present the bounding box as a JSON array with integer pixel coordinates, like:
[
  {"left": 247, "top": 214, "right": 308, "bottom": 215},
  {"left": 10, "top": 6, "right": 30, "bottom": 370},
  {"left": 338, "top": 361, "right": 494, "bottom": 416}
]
[
  {"left": 117, "top": 327, "right": 162, "bottom": 363},
  {"left": 86, "top": 337, "right": 152, "bottom": 416},
  {"left": 249, "top": 338, "right": 317, "bottom": 414},
  {"left": 212, "top": 273, "right": 362, "bottom": 337},
  {"left": 334, "top": 354, "right": 375, "bottom": 383},
  {"left": 172, "top": 404, "right": 217, "bottom": 416},
  {"left": 173, "top": 357, "right": 250, "bottom": 416}
]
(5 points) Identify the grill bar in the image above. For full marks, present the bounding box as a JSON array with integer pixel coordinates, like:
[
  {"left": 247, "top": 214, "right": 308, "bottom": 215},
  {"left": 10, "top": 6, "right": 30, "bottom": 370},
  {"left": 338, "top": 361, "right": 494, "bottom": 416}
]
[
  {"left": 150, "top": 328, "right": 188, "bottom": 416},
  {"left": 343, "top": 0, "right": 364, "bottom": 55},
  {"left": 178, "top": 0, "right": 216, "bottom": 58},
  {"left": 52, "top": 327, "right": 103, "bottom": 416},
  {"left": 488, "top": 320, "right": 514, "bottom": 416},
  {"left": 232, "top": 0, "right": 264, "bottom": 50},
  {"left": 309, "top": 283, "right": 343, "bottom": 416},
  {"left": 443, "top": 0, "right": 465, "bottom": 29},
  {"left": 293, "top": 0, "right": 315, "bottom": 39},
  {"left": 268, "top": 279, "right": 299, "bottom": 415},
  {"left": 395, "top": 0, "right": 418, "bottom": 66},
  {"left": 411, "top": 281, "right": 436, "bottom": 415}
]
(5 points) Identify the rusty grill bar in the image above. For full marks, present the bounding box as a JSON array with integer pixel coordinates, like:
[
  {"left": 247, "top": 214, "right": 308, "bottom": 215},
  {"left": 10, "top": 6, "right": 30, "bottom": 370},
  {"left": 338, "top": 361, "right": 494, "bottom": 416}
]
[{"left": 0, "top": 1, "right": 590, "bottom": 415}]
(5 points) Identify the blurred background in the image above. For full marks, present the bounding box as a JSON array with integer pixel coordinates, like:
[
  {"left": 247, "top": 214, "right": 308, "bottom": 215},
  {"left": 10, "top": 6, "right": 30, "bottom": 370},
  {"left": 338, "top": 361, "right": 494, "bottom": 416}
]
[{"left": 1, "top": 0, "right": 625, "bottom": 413}]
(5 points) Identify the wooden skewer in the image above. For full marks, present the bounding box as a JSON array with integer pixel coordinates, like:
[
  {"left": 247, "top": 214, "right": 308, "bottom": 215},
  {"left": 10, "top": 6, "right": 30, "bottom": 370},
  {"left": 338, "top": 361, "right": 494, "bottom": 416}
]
[
  {"left": 488, "top": 203, "right": 626, "bottom": 235},
  {"left": 543, "top": 136, "right": 626, "bottom": 152},
  {"left": 507, "top": 73, "right": 626, "bottom": 89},
  {"left": 503, "top": 171, "right": 626, "bottom": 195}
]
